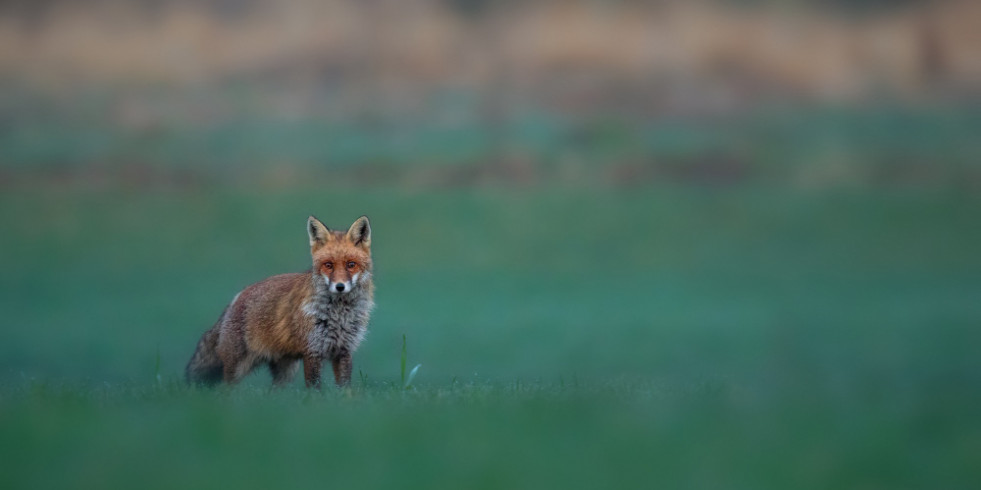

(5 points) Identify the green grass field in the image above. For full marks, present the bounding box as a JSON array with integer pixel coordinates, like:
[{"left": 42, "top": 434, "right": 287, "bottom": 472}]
[{"left": 1, "top": 186, "right": 979, "bottom": 488}]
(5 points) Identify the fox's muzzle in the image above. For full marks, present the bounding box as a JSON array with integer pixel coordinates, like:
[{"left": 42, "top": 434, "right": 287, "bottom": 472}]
[{"left": 326, "top": 278, "right": 353, "bottom": 294}]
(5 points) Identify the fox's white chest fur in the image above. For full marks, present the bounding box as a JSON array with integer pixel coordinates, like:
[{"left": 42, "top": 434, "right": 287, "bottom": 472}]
[{"left": 303, "top": 278, "right": 373, "bottom": 358}]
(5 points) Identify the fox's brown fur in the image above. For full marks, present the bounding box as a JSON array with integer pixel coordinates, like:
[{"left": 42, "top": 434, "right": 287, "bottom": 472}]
[{"left": 186, "top": 215, "right": 374, "bottom": 388}]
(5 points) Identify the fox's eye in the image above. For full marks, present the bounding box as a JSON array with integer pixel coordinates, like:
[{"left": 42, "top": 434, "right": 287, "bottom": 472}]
[
  {"left": 324, "top": 262, "right": 333, "bottom": 270},
  {"left": 346, "top": 261, "right": 356, "bottom": 269}
]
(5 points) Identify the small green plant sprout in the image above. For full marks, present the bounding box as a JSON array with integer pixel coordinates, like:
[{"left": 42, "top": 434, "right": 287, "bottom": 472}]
[
  {"left": 400, "top": 334, "right": 421, "bottom": 390},
  {"left": 154, "top": 346, "right": 162, "bottom": 386}
]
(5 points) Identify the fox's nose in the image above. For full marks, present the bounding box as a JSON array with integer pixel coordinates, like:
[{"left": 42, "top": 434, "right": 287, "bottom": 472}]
[{"left": 335, "top": 283, "right": 346, "bottom": 292}]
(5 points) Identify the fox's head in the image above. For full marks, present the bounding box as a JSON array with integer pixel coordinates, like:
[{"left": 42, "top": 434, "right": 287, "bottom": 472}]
[{"left": 307, "top": 215, "right": 372, "bottom": 295}]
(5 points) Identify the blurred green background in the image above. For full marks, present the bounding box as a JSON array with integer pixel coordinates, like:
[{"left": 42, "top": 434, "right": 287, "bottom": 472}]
[{"left": 1, "top": 1, "right": 980, "bottom": 489}]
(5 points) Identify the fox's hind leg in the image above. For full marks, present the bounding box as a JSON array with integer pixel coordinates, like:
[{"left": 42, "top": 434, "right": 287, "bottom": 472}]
[
  {"left": 222, "top": 353, "right": 260, "bottom": 385},
  {"left": 223, "top": 362, "right": 248, "bottom": 384},
  {"left": 269, "top": 358, "right": 300, "bottom": 387},
  {"left": 222, "top": 363, "right": 240, "bottom": 384}
]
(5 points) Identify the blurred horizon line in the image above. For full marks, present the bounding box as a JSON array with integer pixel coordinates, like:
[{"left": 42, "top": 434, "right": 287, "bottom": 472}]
[{"left": 0, "top": 0, "right": 978, "bottom": 102}]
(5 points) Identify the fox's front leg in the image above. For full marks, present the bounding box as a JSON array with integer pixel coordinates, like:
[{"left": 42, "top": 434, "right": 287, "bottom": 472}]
[
  {"left": 332, "top": 350, "right": 352, "bottom": 387},
  {"left": 303, "top": 354, "right": 323, "bottom": 389}
]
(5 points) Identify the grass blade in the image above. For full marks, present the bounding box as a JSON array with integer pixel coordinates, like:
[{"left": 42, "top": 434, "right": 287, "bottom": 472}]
[
  {"left": 400, "top": 333, "right": 407, "bottom": 387},
  {"left": 404, "top": 364, "right": 421, "bottom": 390}
]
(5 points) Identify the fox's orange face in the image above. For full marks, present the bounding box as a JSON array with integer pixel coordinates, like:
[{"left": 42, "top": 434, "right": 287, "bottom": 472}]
[{"left": 307, "top": 215, "right": 372, "bottom": 295}]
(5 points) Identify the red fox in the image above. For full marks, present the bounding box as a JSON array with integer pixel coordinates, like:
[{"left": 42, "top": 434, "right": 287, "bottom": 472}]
[{"left": 186, "top": 215, "right": 374, "bottom": 388}]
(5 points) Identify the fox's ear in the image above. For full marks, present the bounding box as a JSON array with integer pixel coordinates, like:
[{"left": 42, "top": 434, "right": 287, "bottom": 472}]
[
  {"left": 307, "top": 216, "right": 331, "bottom": 248},
  {"left": 346, "top": 215, "right": 371, "bottom": 248}
]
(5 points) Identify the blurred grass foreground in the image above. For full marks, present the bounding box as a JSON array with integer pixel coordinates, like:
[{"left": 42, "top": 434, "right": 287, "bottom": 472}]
[{"left": 1, "top": 1, "right": 980, "bottom": 489}]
